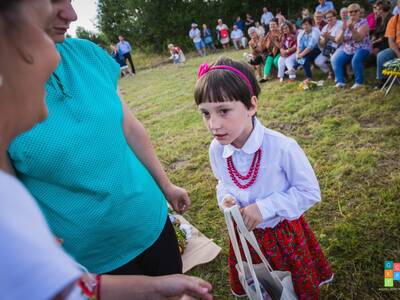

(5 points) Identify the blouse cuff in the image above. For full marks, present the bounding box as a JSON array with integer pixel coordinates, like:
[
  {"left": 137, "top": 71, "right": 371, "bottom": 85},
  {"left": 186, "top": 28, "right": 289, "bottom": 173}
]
[{"left": 255, "top": 198, "right": 276, "bottom": 222}]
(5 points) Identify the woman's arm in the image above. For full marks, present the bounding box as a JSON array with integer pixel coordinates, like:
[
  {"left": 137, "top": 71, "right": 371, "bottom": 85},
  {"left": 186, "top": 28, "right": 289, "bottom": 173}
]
[
  {"left": 335, "top": 26, "right": 345, "bottom": 44},
  {"left": 351, "top": 23, "right": 369, "bottom": 42},
  {"left": 100, "top": 274, "right": 213, "bottom": 300},
  {"left": 118, "top": 89, "right": 190, "bottom": 214}
]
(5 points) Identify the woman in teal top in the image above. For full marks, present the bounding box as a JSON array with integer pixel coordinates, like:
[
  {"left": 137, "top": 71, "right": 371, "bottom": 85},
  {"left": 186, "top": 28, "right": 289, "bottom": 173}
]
[{"left": 8, "top": 1, "right": 189, "bottom": 276}]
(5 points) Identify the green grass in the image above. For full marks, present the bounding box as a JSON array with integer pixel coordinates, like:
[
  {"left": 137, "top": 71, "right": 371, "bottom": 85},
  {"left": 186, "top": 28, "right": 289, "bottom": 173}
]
[{"left": 119, "top": 50, "right": 400, "bottom": 299}]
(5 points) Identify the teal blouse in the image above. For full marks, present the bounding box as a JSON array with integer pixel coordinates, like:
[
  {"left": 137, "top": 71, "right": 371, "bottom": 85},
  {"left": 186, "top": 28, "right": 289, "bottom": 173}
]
[{"left": 8, "top": 38, "right": 168, "bottom": 273}]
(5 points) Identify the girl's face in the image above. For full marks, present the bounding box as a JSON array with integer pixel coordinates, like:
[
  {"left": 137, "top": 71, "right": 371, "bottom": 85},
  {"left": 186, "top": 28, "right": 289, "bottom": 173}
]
[
  {"left": 198, "top": 98, "right": 257, "bottom": 148},
  {"left": 0, "top": 0, "right": 60, "bottom": 134}
]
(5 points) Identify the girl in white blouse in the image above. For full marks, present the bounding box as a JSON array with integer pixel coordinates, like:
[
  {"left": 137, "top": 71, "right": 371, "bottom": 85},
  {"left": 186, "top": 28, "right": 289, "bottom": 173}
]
[{"left": 195, "top": 58, "right": 333, "bottom": 300}]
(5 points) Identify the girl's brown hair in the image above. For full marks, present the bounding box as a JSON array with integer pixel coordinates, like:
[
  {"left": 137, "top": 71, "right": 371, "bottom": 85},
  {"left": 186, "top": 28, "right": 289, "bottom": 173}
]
[{"left": 194, "top": 57, "right": 260, "bottom": 109}]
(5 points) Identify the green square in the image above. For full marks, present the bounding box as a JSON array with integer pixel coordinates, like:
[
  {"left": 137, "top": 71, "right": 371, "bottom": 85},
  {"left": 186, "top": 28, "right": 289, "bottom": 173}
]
[
  {"left": 385, "top": 261, "right": 394, "bottom": 270},
  {"left": 385, "top": 278, "right": 394, "bottom": 287}
]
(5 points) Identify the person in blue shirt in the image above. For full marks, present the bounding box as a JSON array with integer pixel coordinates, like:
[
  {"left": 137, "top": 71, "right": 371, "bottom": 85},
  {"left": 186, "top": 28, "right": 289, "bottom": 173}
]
[
  {"left": 202, "top": 24, "right": 217, "bottom": 52},
  {"left": 296, "top": 17, "right": 321, "bottom": 79},
  {"left": 110, "top": 44, "right": 134, "bottom": 77},
  {"left": 315, "top": 0, "right": 336, "bottom": 17},
  {"left": 234, "top": 16, "right": 246, "bottom": 32},
  {"left": 260, "top": 7, "right": 274, "bottom": 33},
  {"left": 117, "top": 35, "right": 136, "bottom": 74}
]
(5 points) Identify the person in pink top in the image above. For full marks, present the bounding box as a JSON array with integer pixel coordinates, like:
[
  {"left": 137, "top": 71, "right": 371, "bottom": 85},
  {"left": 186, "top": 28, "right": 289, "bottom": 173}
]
[{"left": 367, "top": 3, "right": 379, "bottom": 33}]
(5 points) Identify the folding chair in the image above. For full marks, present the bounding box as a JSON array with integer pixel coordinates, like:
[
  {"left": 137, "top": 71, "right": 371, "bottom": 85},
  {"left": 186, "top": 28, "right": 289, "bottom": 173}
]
[
  {"left": 380, "top": 58, "right": 400, "bottom": 97},
  {"left": 381, "top": 74, "right": 400, "bottom": 97}
]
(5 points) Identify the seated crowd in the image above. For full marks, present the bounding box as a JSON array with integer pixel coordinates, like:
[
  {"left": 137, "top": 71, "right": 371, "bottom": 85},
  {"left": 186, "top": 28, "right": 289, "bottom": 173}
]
[{"left": 190, "top": 0, "right": 400, "bottom": 89}]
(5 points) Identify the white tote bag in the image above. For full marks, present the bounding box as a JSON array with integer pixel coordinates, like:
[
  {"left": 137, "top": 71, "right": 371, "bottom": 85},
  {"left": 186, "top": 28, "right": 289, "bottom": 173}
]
[{"left": 224, "top": 206, "right": 298, "bottom": 300}]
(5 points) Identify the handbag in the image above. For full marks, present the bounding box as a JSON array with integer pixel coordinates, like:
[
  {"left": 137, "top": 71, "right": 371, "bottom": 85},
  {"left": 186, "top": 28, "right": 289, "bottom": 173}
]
[
  {"left": 224, "top": 206, "right": 298, "bottom": 300},
  {"left": 322, "top": 44, "right": 336, "bottom": 57}
]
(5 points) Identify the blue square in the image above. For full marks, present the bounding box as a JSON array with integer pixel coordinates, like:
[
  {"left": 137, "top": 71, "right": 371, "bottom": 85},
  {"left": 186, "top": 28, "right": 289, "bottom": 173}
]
[
  {"left": 385, "top": 261, "right": 394, "bottom": 269},
  {"left": 394, "top": 272, "right": 400, "bottom": 281}
]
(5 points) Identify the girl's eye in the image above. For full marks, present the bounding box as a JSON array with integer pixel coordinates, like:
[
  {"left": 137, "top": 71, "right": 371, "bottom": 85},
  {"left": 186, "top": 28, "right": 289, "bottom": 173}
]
[
  {"left": 220, "top": 109, "right": 229, "bottom": 115},
  {"left": 201, "top": 111, "right": 210, "bottom": 119}
]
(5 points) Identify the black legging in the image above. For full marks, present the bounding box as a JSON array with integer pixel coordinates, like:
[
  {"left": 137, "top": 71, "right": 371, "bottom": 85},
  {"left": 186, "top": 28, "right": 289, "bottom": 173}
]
[
  {"left": 123, "top": 52, "right": 136, "bottom": 74},
  {"left": 106, "top": 217, "right": 182, "bottom": 276}
]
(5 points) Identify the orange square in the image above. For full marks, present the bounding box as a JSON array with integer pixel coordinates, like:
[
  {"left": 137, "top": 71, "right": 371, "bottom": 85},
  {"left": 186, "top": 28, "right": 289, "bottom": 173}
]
[
  {"left": 385, "top": 270, "right": 394, "bottom": 278},
  {"left": 394, "top": 263, "right": 400, "bottom": 272}
]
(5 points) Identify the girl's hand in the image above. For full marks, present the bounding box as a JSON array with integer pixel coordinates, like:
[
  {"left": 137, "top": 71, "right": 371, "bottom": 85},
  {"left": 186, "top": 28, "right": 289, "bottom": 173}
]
[
  {"left": 240, "top": 203, "right": 262, "bottom": 231},
  {"left": 222, "top": 197, "right": 237, "bottom": 209},
  {"left": 164, "top": 184, "right": 190, "bottom": 214}
]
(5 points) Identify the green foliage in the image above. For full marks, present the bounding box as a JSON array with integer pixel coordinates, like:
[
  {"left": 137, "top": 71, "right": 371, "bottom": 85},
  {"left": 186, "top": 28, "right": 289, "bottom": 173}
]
[
  {"left": 119, "top": 49, "right": 400, "bottom": 299},
  {"left": 97, "top": 0, "right": 372, "bottom": 53},
  {"left": 75, "top": 26, "right": 110, "bottom": 48}
]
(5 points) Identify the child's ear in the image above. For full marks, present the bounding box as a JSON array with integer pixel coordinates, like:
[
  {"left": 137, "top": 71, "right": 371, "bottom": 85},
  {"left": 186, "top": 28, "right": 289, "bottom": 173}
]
[{"left": 249, "top": 96, "right": 258, "bottom": 117}]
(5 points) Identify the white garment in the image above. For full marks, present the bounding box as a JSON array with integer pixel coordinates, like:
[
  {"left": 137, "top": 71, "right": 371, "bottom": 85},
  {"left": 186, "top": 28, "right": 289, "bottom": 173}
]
[
  {"left": 278, "top": 53, "right": 297, "bottom": 79},
  {"left": 0, "top": 171, "right": 82, "bottom": 300},
  {"left": 256, "top": 26, "right": 265, "bottom": 38},
  {"left": 320, "top": 20, "right": 342, "bottom": 49},
  {"left": 230, "top": 29, "right": 244, "bottom": 40},
  {"left": 209, "top": 118, "right": 321, "bottom": 229},
  {"left": 189, "top": 28, "right": 202, "bottom": 43},
  {"left": 315, "top": 21, "right": 342, "bottom": 73},
  {"left": 232, "top": 37, "right": 248, "bottom": 49},
  {"left": 314, "top": 53, "right": 330, "bottom": 73}
]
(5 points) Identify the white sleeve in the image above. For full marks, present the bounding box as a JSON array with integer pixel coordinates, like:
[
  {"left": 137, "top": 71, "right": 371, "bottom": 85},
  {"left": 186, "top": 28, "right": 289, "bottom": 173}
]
[
  {"left": 0, "top": 173, "right": 82, "bottom": 300},
  {"left": 255, "top": 140, "right": 321, "bottom": 222},
  {"left": 209, "top": 144, "right": 235, "bottom": 208}
]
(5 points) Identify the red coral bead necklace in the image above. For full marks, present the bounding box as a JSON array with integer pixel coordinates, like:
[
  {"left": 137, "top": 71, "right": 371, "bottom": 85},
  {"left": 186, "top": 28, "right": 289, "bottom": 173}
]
[{"left": 227, "top": 147, "right": 261, "bottom": 189}]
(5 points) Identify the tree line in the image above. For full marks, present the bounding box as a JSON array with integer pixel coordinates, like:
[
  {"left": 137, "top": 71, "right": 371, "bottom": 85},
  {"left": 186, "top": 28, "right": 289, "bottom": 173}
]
[{"left": 81, "top": 0, "right": 369, "bottom": 53}]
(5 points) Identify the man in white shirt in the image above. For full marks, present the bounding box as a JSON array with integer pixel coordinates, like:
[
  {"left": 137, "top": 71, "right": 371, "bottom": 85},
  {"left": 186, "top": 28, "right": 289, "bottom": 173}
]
[
  {"left": 260, "top": 7, "right": 274, "bottom": 33},
  {"left": 230, "top": 25, "right": 247, "bottom": 49}
]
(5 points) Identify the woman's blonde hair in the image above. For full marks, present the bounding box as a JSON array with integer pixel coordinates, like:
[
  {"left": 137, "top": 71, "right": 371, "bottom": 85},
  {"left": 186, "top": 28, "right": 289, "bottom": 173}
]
[{"left": 347, "top": 3, "right": 361, "bottom": 11}]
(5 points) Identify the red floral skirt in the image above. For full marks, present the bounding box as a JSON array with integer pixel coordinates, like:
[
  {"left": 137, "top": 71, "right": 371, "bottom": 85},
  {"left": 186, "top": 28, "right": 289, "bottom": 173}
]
[{"left": 228, "top": 216, "right": 333, "bottom": 300}]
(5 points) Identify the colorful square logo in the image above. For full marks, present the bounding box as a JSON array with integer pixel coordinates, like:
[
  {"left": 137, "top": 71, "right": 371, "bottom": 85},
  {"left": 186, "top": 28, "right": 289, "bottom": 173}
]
[
  {"left": 385, "top": 270, "right": 394, "bottom": 278},
  {"left": 394, "top": 272, "right": 400, "bottom": 281},
  {"left": 385, "top": 261, "right": 394, "bottom": 269},
  {"left": 394, "top": 263, "right": 400, "bottom": 272},
  {"left": 385, "top": 278, "right": 394, "bottom": 287}
]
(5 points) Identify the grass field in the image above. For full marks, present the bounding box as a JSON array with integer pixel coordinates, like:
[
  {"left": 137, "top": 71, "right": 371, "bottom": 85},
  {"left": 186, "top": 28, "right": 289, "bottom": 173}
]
[{"left": 119, "top": 50, "right": 400, "bottom": 299}]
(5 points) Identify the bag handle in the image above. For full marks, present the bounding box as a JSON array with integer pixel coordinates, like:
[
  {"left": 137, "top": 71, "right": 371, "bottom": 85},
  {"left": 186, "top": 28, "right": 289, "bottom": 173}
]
[
  {"left": 229, "top": 206, "right": 285, "bottom": 295},
  {"left": 223, "top": 208, "right": 245, "bottom": 273},
  {"left": 229, "top": 206, "right": 275, "bottom": 273},
  {"left": 224, "top": 208, "right": 264, "bottom": 299}
]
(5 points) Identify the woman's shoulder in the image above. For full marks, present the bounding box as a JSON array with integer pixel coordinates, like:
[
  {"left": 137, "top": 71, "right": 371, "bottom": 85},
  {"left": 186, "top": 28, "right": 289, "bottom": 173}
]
[{"left": 58, "top": 38, "right": 99, "bottom": 52}]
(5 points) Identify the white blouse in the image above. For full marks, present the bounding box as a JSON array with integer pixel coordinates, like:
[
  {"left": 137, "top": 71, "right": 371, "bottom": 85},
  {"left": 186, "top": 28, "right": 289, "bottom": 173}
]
[{"left": 209, "top": 118, "right": 321, "bottom": 229}]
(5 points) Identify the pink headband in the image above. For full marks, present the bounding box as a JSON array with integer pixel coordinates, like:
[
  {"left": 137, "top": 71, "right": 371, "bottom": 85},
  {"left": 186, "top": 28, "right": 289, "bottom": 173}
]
[{"left": 197, "top": 63, "right": 254, "bottom": 96}]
